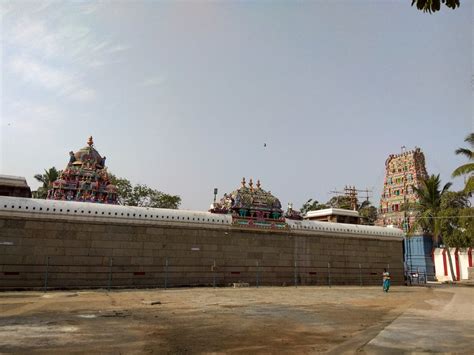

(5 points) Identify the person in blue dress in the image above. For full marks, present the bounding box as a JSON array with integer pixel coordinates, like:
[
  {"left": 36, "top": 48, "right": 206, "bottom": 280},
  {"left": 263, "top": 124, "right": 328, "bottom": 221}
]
[{"left": 382, "top": 268, "right": 391, "bottom": 292}]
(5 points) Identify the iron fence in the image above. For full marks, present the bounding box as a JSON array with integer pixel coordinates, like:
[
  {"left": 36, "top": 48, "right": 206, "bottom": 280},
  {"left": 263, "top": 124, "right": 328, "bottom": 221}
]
[
  {"left": 405, "top": 268, "right": 427, "bottom": 285},
  {"left": 0, "top": 257, "right": 406, "bottom": 291}
]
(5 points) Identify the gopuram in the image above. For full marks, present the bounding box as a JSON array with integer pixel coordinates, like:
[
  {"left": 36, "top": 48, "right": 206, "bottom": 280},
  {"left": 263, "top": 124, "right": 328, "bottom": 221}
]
[
  {"left": 377, "top": 147, "right": 428, "bottom": 230},
  {"left": 209, "top": 177, "right": 301, "bottom": 229},
  {"left": 47, "top": 137, "right": 118, "bottom": 204}
]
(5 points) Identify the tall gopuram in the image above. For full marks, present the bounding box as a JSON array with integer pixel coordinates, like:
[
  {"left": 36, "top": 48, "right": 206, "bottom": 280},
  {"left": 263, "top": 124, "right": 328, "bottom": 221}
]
[
  {"left": 210, "top": 178, "right": 289, "bottom": 229},
  {"left": 377, "top": 147, "right": 428, "bottom": 230},
  {"left": 47, "top": 136, "right": 118, "bottom": 204}
]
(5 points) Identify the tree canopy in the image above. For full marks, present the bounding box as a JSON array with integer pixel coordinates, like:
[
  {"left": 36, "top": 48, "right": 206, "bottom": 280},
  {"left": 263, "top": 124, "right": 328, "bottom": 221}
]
[
  {"left": 452, "top": 132, "right": 474, "bottom": 195},
  {"left": 412, "top": 0, "right": 460, "bottom": 13},
  {"left": 358, "top": 203, "right": 378, "bottom": 225},
  {"left": 32, "top": 168, "right": 181, "bottom": 209},
  {"left": 410, "top": 175, "right": 473, "bottom": 247},
  {"left": 33, "top": 167, "right": 59, "bottom": 198},
  {"left": 109, "top": 174, "right": 181, "bottom": 209},
  {"left": 437, "top": 191, "right": 472, "bottom": 247},
  {"left": 410, "top": 174, "right": 452, "bottom": 242},
  {"left": 299, "top": 196, "right": 378, "bottom": 225},
  {"left": 299, "top": 199, "right": 328, "bottom": 215},
  {"left": 327, "top": 196, "right": 352, "bottom": 210}
]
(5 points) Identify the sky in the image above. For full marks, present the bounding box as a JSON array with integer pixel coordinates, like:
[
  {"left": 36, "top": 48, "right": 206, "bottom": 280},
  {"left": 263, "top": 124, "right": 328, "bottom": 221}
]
[{"left": 1, "top": 0, "right": 472, "bottom": 211}]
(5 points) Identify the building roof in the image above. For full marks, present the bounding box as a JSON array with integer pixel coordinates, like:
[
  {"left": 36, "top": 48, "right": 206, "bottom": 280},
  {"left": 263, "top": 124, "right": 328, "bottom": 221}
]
[
  {"left": 0, "top": 175, "right": 30, "bottom": 188},
  {"left": 304, "top": 208, "right": 359, "bottom": 219}
]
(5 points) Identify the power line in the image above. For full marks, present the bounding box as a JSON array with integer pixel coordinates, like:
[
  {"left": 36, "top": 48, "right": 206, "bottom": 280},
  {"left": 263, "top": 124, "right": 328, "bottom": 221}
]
[{"left": 414, "top": 215, "right": 474, "bottom": 219}]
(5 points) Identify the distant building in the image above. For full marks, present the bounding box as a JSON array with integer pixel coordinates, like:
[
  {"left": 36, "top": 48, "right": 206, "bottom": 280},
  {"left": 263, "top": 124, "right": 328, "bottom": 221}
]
[
  {"left": 0, "top": 175, "right": 32, "bottom": 198},
  {"left": 304, "top": 208, "right": 360, "bottom": 224},
  {"left": 377, "top": 147, "right": 428, "bottom": 230}
]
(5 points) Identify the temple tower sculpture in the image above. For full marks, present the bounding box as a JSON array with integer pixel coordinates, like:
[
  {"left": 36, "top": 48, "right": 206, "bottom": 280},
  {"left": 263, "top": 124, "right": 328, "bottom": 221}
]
[
  {"left": 377, "top": 147, "right": 428, "bottom": 230},
  {"left": 47, "top": 136, "right": 118, "bottom": 204},
  {"left": 209, "top": 178, "right": 290, "bottom": 229}
]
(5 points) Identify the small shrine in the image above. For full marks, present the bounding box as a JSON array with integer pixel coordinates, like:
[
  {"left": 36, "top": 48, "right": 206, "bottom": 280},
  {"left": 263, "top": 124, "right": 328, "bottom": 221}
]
[
  {"left": 47, "top": 136, "right": 118, "bottom": 204},
  {"left": 210, "top": 178, "right": 288, "bottom": 229}
]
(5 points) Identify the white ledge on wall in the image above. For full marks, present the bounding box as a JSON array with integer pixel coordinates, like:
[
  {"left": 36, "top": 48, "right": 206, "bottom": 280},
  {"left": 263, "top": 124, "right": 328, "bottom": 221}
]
[
  {"left": 0, "top": 196, "right": 232, "bottom": 226},
  {"left": 0, "top": 196, "right": 404, "bottom": 239}
]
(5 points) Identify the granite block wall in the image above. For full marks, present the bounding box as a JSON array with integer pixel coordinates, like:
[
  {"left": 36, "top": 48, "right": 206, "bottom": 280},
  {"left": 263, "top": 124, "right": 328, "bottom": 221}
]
[{"left": 0, "top": 216, "right": 404, "bottom": 290}]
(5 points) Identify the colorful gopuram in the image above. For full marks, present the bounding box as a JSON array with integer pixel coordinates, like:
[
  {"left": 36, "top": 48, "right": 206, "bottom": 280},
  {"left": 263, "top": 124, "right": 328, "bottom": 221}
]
[
  {"left": 47, "top": 137, "right": 118, "bottom": 204},
  {"left": 210, "top": 178, "right": 291, "bottom": 228},
  {"left": 377, "top": 147, "right": 428, "bottom": 230}
]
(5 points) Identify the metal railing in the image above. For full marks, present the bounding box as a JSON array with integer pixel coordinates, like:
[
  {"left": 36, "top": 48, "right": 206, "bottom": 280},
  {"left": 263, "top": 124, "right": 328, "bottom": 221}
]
[
  {"left": 0, "top": 257, "right": 403, "bottom": 291},
  {"left": 405, "top": 268, "right": 427, "bottom": 285}
]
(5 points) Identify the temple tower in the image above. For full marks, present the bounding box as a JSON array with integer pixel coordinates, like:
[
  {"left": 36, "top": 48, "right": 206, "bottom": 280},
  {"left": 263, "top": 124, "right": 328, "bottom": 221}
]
[
  {"left": 377, "top": 147, "right": 428, "bottom": 230},
  {"left": 47, "top": 136, "right": 118, "bottom": 204},
  {"left": 209, "top": 178, "right": 291, "bottom": 229}
]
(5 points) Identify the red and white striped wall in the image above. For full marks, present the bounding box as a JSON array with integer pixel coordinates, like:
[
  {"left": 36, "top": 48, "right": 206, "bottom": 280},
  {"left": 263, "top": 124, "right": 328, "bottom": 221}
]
[{"left": 433, "top": 247, "right": 473, "bottom": 281}]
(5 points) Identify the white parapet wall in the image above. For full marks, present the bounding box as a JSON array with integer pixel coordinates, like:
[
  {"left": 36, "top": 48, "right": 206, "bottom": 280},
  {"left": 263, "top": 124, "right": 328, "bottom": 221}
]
[
  {"left": 0, "top": 196, "right": 404, "bottom": 240},
  {"left": 433, "top": 247, "right": 473, "bottom": 281}
]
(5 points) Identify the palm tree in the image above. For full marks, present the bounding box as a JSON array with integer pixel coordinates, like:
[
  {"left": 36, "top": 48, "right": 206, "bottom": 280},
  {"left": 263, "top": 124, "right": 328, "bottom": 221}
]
[
  {"left": 411, "top": 174, "right": 457, "bottom": 281},
  {"left": 412, "top": 174, "right": 452, "bottom": 242},
  {"left": 452, "top": 133, "right": 474, "bottom": 195},
  {"left": 33, "top": 167, "right": 59, "bottom": 198}
]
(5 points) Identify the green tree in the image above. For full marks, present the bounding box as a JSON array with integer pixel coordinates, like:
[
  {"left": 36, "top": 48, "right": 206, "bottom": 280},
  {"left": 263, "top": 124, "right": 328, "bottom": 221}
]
[
  {"left": 438, "top": 191, "right": 472, "bottom": 248},
  {"left": 327, "top": 196, "right": 352, "bottom": 210},
  {"left": 411, "top": 174, "right": 456, "bottom": 280},
  {"left": 439, "top": 208, "right": 473, "bottom": 248},
  {"left": 412, "top": 0, "right": 460, "bottom": 13},
  {"left": 440, "top": 191, "right": 470, "bottom": 210},
  {"left": 300, "top": 196, "right": 378, "bottom": 225},
  {"left": 33, "top": 167, "right": 59, "bottom": 198},
  {"left": 110, "top": 174, "right": 181, "bottom": 209},
  {"left": 411, "top": 174, "right": 452, "bottom": 241},
  {"left": 452, "top": 133, "right": 474, "bottom": 195},
  {"left": 299, "top": 199, "right": 328, "bottom": 215},
  {"left": 358, "top": 201, "right": 378, "bottom": 225},
  {"left": 109, "top": 174, "right": 133, "bottom": 205}
]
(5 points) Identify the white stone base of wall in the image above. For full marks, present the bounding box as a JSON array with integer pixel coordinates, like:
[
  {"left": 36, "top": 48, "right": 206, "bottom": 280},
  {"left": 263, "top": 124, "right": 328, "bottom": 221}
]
[{"left": 468, "top": 267, "right": 474, "bottom": 280}]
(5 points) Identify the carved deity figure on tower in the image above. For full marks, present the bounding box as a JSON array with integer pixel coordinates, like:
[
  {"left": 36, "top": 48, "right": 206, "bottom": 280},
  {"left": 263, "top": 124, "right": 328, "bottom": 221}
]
[{"left": 47, "top": 137, "right": 118, "bottom": 204}]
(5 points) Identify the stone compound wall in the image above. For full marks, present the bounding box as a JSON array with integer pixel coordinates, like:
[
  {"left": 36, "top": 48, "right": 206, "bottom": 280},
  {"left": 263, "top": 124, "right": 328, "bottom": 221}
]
[{"left": 0, "top": 216, "right": 404, "bottom": 290}]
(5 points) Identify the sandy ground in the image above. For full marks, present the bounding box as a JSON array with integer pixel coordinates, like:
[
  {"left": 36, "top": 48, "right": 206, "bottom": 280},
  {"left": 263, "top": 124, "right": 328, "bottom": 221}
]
[{"left": 0, "top": 286, "right": 472, "bottom": 354}]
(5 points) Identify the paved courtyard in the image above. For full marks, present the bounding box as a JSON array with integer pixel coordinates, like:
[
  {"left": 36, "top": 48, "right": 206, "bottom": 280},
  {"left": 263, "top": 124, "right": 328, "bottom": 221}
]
[{"left": 0, "top": 285, "right": 472, "bottom": 354}]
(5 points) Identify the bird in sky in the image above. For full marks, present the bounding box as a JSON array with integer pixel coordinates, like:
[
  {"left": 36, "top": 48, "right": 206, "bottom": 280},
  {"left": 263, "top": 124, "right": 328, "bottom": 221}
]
[{"left": 264, "top": 143, "right": 267, "bottom": 147}]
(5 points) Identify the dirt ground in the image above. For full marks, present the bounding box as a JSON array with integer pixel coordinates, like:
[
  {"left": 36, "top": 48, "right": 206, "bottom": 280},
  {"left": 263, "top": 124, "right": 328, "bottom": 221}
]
[{"left": 0, "top": 286, "right": 466, "bottom": 354}]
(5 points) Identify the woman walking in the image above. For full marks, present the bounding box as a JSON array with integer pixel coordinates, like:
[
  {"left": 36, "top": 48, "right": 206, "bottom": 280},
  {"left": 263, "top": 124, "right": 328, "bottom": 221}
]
[{"left": 382, "top": 268, "right": 391, "bottom": 292}]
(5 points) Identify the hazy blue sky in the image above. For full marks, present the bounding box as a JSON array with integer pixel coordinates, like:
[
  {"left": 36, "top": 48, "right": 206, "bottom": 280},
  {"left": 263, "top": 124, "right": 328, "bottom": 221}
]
[{"left": 1, "top": 0, "right": 472, "bottom": 211}]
